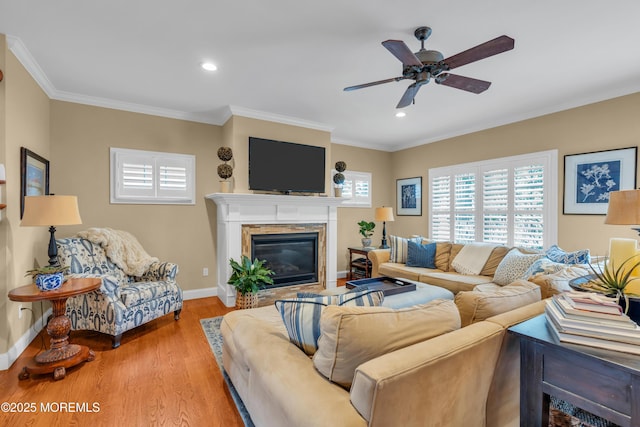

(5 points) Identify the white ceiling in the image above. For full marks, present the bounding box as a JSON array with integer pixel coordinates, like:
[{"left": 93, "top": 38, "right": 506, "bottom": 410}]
[{"left": 1, "top": 0, "right": 640, "bottom": 152}]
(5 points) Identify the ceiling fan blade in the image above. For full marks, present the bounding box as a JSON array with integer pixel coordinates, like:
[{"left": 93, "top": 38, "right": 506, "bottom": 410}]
[
  {"left": 442, "top": 35, "right": 514, "bottom": 70},
  {"left": 344, "top": 76, "right": 404, "bottom": 91},
  {"left": 435, "top": 73, "right": 492, "bottom": 94},
  {"left": 397, "top": 83, "right": 421, "bottom": 108},
  {"left": 382, "top": 40, "right": 423, "bottom": 67}
]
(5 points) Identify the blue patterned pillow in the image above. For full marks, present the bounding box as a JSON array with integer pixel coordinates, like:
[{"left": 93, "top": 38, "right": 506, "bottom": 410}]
[
  {"left": 545, "top": 245, "right": 590, "bottom": 264},
  {"left": 389, "top": 235, "right": 422, "bottom": 263},
  {"left": 493, "top": 249, "right": 544, "bottom": 286},
  {"left": 522, "top": 257, "right": 568, "bottom": 279},
  {"left": 406, "top": 241, "right": 437, "bottom": 268},
  {"left": 275, "top": 290, "right": 384, "bottom": 355}
]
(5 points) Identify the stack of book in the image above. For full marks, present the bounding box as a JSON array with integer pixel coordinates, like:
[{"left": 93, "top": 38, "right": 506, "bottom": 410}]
[{"left": 545, "top": 291, "right": 640, "bottom": 355}]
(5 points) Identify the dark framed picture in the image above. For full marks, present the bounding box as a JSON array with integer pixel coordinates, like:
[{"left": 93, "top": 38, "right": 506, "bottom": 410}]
[
  {"left": 396, "top": 177, "right": 422, "bottom": 216},
  {"left": 563, "top": 146, "right": 637, "bottom": 215},
  {"left": 20, "top": 147, "right": 50, "bottom": 218}
]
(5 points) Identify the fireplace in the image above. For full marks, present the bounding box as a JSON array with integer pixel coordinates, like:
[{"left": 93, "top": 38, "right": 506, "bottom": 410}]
[
  {"left": 251, "top": 232, "right": 318, "bottom": 287},
  {"left": 207, "top": 193, "right": 343, "bottom": 307}
]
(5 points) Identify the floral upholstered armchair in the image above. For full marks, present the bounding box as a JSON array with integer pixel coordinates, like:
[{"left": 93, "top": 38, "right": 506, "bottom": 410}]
[{"left": 56, "top": 231, "right": 183, "bottom": 348}]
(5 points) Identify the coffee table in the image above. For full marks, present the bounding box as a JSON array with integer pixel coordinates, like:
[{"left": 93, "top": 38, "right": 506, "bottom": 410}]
[
  {"left": 330, "top": 277, "right": 453, "bottom": 309},
  {"left": 8, "top": 277, "right": 101, "bottom": 380}
]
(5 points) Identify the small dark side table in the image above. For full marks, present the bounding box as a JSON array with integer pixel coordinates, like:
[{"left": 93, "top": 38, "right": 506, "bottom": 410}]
[
  {"left": 509, "top": 314, "right": 640, "bottom": 427},
  {"left": 8, "top": 278, "right": 101, "bottom": 380}
]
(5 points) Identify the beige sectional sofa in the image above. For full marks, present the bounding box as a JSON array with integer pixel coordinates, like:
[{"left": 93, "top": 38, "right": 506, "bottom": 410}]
[
  {"left": 369, "top": 242, "right": 569, "bottom": 298},
  {"left": 221, "top": 283, "right": 545, "bottom": 427}
]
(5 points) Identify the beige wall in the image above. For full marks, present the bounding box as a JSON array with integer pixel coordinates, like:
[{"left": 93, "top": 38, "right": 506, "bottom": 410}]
[
  {"left": 1, "top": 44, "right": 51, "bottom": 354},
  {"left": 390, "top": 92, "right": 640, "bottom": 255},
  {"left": 331, "top": 144, "right": 394, "bottom": 271},
  {"left": 50, "top": 101, "right": 222, "bottom": 295}
]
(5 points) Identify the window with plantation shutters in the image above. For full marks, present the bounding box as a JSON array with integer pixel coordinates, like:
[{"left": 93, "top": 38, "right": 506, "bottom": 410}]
[
  {"left": 111, "top": 147, "right": 195, "bottom": 204},
  {"left": 334, "top": 170, "right": 372, "bottom": 207},
  {"left": 428, "top": 150, "right": 557, "bottom": 250}
]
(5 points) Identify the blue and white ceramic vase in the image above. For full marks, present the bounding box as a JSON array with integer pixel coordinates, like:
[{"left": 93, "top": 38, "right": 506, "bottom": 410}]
[{"left": 35, "top": 272, "right": 64, "bottom": 291}]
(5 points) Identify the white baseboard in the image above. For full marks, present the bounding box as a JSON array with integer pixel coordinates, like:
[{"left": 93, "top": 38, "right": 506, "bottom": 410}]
[
  {"left": 183, "top": 286, "right": 218, "bottom": 301},
  {"left": 337, "top": 270, "right": 348, "bottom": 279},
  {"left": 0, "top": 307, "right": 52, "bottom": 371}
]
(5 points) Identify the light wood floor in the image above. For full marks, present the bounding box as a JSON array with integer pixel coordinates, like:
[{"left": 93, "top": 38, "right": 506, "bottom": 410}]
[
  {"left": 1, "top": 278, "right": 348, "bottom": 427},
  {"left": 0, "top": 297, "right": 243, "bottom": 427}
]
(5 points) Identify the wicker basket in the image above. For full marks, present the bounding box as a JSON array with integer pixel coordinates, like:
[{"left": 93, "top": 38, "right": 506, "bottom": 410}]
[{"left": 235, "top": 292, "right": 259, "bottom": 310}]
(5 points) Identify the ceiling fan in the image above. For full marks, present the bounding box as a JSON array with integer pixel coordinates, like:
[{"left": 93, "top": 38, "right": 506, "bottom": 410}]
[{"left": 344, "top": 26, "right": 515, "bottom": 108}]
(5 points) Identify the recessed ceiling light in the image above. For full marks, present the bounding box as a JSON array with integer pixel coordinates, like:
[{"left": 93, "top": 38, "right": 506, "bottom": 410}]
[
  {"left": 395, "top": 111, "right": 406, "bottom": 118},
  {"left": 201, "top": 62, "right": 217, "bottom": 71}
]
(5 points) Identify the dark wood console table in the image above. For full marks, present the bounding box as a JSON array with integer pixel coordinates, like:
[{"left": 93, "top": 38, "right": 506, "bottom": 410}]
[
  {"left": 8, "top": 277, "right": 101, "bottom": 380},
  {"left": 509, "top": 314, "right": 640, "bottom": 427}
]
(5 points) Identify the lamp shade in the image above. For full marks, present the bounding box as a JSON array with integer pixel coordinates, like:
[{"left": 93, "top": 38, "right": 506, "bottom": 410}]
[
  {"left": 21, "top": 195, "right": 82, "bottom": 226},
  {"left": 375, "top": 206, "right": 395, "bottom": 222},
  {"left": 605, "top": 189, "right": 640, "bottom": 225}
]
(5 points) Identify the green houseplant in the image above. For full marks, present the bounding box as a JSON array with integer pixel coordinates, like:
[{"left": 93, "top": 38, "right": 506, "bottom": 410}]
[
  {"left": 228, "top": 255, "right": 274, "bottom": 309},
  {"left": 582, "top": 255, "right": 640, "bottom": 316},
  {"left": 357, "top": 220, "right": 376, "bottom": 248}
]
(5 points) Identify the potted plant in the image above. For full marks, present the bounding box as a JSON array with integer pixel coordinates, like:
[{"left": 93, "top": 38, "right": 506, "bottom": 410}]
[
  {"left": 581, "top": 256, "right": 640, "bottom": 320},
  {"left": 333, "top": 161, "right": 346, "bottom": 197},
  {"left": 357, "top": 220, "right": 376, "bottom": 248},
  {"left": 228, "top": 255, "right": 275, "bottom": 309},
  {"left": 25, "top": 265, "right": 70, "bottom": 291}
]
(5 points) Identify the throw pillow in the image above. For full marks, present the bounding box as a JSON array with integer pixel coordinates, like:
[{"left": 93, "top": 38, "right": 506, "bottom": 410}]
[
  {"left": 313, "top": 299, "right": 460, "bottom": 389},
  {"left": 522, "top": 257, "right": 568, "bottom": 279},
  {"left": 275, "top": 290, "right": 385, "bottom": 356},
  {"left": 389, "top": 235, "right": 422, "bottom": 263},
  {"left": 545, "top": 244, "right": 590, "bottom": 264},
  {"left": 493, "top": 248, "right": 544, "bottom": 286},
  {"left": 454, "top": 279, "right": 541, "bottom": 327},
  {"left": 406, "top": 241, "right": 437, "bottom": 268}
]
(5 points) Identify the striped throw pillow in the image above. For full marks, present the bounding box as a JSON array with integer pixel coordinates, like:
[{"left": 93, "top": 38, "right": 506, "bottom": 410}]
[
  {"left": 275, "top": 290, "right": 384, "bottom": 356},
  {"left": 389, "top": 235, "right": 422, "bottom": 263}
]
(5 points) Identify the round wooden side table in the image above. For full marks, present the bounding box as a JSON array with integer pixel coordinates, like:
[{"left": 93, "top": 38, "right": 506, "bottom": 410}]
[{"left": 8, "top": 277, "right": 101, "bottom": 380}]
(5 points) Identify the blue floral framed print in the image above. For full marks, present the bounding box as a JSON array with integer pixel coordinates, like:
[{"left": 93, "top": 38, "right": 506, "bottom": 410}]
[{"left": 563, "top": 146, "right": 637, "bottom": 214}]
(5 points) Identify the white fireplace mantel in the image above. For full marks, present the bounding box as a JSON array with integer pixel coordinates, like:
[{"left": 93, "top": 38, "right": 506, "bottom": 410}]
[{"left": 206, "top": 193, "right": 345, "bottom": 307}]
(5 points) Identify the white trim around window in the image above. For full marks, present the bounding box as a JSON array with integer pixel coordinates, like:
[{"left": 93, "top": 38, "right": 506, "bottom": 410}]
[
  {"left": 428, "top": 150, "right": 558, "bottom": 250},
  {"left": 110, "top": 147, "right": 196, "bottom": 205},
  {"left": 334, "top": 170, "right": 372, "bottom": 207}
]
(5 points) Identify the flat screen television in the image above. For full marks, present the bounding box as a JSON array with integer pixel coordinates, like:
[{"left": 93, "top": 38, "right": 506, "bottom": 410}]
[{"left": 248, "top": 137, "right": 326, "bottom": 194}]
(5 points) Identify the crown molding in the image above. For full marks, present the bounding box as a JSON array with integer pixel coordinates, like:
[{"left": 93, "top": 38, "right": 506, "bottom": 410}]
[
  {"left": 7, "top": 35, "right": 57, "bottom": 98},
  {"left": 227, "top": 105, "right": 334, "bottom": 133}
]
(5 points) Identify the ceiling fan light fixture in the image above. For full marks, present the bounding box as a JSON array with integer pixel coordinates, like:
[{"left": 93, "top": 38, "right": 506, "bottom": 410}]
[
  {"left": 395, "top": 111, "right": 406, "bottom": 118},
  {"left": 201, "top": 62, "right": 218, "bottom": 72}
]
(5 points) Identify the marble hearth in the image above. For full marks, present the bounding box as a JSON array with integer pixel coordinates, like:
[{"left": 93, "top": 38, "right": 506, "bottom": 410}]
[{"left": 206, "top": 193, "right": 344, "bottom": 307}]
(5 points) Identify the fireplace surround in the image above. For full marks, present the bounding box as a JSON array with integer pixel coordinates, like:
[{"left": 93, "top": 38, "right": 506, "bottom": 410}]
[{"left": 207, "top": 193, "right": 344, "bottom": 307}]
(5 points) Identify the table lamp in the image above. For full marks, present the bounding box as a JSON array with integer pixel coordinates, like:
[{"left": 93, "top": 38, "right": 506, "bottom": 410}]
[
  {"left": 20, "top": 195, "right": 82, "bottom": 266},
  {"left": 375, "top": 206, "right": 394, "bottom": 249},
  {"left": 605, "top": 189, "right": 640, "bottom": 235}
]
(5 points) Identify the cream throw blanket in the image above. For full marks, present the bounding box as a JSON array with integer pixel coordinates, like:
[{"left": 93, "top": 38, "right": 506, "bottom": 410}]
[
  {"left": 77, "top": 228, "right": 159, "bottom": 277},
  {"left": 450, "top": 242, "right": 497, "bottom": 275}
]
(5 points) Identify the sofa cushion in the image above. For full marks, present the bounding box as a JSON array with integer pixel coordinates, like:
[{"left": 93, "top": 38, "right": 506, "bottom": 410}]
[
  {"left": 479, "top": 246, "right": 510, "bottom": 276},
  {"left": 545, "top": 244, "right": 591, "bottom": 264},
  {"left": 493, "top": 248, "right": 544, "bottom": 286},
  {"left": 528, "top": 265, "right": 591, "bottom": 298},
  {"left": 433, "top": 242, "right": 453, "bottom": 271},
  {"left": 389, "top": 235, "right": 422, "bottom": 263},
  {"left": 447, "top": 244, "right": 465, "bottom": 272},
  {"left": 274, "top": 290, "right": 385, "bottom": 356},
  {"left": 406, "top": 241, "right": 437, "bottom": 268},
  {"left": 313, "top": 299, "right": 460, "bottom": 388},
  {"left": 119, "top": 280, "right": 180, "bottom": 307},
  {"left": 522, "top": 257, "right": 569, "bottom": 279},
  {"left": 454, "top": 279, "right": 541, "bottom": 326},
  {"left": 418, "top": 272, "right": 494, "bottom": 293},
  {"left": 378, "top": 263, "right": 440, "bottom": 281}
]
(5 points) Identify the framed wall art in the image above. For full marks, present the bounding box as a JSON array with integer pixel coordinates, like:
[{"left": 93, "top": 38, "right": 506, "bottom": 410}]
[
  {"left": 20, "top": 147, "right": 50, "bottom": 218},
  {"left": 396, "top": 176, "right": 422, "bottom": 216},
  {"left": 563, "top": 146, "right": 637, "bottom": 215}
]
